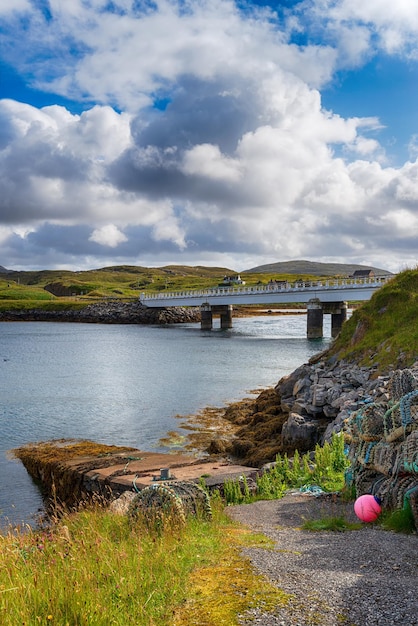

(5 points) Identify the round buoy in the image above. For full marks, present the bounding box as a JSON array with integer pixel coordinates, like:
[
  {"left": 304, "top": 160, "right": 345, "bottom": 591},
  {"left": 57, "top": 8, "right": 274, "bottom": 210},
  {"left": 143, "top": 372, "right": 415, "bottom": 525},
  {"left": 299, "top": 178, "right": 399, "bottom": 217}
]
[{"left": 354, "top": 494, "right": 382, "bottom": 522}]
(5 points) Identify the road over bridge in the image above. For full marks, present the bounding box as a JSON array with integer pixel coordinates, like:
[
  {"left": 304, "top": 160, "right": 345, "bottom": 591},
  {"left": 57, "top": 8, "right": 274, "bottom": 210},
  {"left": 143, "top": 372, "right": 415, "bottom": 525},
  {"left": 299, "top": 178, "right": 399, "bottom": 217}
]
[{"left": 140, "top": 275, "right": 390, "bottom": 338}]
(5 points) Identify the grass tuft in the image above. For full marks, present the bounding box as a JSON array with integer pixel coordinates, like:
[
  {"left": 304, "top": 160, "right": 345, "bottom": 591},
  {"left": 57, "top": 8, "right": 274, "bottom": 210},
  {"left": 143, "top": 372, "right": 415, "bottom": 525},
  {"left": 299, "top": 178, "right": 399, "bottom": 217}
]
[
  {"left": 380, "top": 506, "right": 416, "bottom": 534},
  {"left": 301, "top": 516, "right": 362, "bottom": 532}
]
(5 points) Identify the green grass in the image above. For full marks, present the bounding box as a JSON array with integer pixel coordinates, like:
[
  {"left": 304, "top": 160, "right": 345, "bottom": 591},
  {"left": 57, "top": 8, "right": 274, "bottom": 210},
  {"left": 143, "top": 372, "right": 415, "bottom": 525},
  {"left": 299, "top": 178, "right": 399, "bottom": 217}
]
[
  {"left": 0, "top": 499, "right": 290, "bottom": 626},
  {"left": 0, "top": 267, "right": 335, "bottom": 312},
  {"left": 301, "top": 516, "right": 362, "bottom": 532},
  {"left": 222, "top": 434, "right": 350, "bottom": 505},
  {"left": 328, "top": 268, "right": 418, "bottom": 371},
  {"left": 380, "top": 505, "right": 416, "bottom": 534}
]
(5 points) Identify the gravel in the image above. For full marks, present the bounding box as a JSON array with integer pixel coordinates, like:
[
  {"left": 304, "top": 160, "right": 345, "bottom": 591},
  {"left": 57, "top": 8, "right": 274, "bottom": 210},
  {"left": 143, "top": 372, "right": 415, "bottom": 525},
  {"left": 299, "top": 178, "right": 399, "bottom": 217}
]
[{"left": 226, "top": 494, "right": 418, "bottom": 626}]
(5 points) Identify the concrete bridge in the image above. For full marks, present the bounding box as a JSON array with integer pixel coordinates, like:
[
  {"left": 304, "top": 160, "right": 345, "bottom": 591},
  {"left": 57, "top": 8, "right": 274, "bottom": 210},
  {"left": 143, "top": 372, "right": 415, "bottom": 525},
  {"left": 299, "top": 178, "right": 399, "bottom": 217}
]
[{"left": 140, "top": 275, "right": 390, "bottom": 338}]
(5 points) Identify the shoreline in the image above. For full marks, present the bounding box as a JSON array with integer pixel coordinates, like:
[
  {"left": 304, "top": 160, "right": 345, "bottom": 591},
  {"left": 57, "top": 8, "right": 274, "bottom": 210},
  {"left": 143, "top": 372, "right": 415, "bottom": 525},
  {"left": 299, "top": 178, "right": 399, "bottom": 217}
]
[{"left": 0, "top": 301, "right": 307, "bottom": 323}]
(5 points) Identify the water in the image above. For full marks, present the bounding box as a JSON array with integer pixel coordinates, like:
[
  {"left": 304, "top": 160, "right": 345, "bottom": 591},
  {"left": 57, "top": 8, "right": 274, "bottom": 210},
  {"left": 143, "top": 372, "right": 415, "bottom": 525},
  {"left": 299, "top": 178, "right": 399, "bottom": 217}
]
[{"left": 0, "top": 316, "right": 331, "bottom": 528}]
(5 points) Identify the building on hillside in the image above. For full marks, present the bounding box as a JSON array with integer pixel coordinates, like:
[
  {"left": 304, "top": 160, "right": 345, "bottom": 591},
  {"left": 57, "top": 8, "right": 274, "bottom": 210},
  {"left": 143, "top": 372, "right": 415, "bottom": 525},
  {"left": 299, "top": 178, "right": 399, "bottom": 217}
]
[
  {"left": 219, "top": 275, "right": 246, "bottom": 286},
  {"left": 350, "top": 269, "right": 375, "bottom": 279}
]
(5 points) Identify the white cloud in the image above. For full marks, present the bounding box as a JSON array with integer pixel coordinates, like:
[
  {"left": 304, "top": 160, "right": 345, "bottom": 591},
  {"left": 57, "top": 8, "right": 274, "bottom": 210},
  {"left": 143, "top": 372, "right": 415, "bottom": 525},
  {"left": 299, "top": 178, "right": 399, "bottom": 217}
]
[
  {"left": 0, "top": 1, "right": 417, "bottom": 272},
  {"left": 0, "top": 0, "right": 30, "bottom": 14},
  {"left": 89, "top": 224, "right": 128, "bottom": 247},
  {"left": 181, "top": 144, "right": 242, "bottom": 182},
  {"left": 304, "top": 0, "right": 418, "bottom": 61}
]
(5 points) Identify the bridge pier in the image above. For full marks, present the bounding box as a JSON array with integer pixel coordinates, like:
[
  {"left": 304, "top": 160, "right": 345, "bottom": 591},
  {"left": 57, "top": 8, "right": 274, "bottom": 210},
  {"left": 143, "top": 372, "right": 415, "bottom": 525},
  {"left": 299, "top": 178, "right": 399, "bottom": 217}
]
[
  {"left": 200, "top": 304, "right": 233, "bottom": 330},
  {"left": 325, "top": 301, "right": 348, "bottom": 338},
  {"left": 200, "top": 303, "right": 213, "bottom": 330},
  {"left": 217, "top": 304, "right": 233, "bottom": 329},
  {"left": 307, "top": 298, "right": 324, "bottom": 339},
  {"left": 307, "top": 299, "right": 348, "bottom": 339}
]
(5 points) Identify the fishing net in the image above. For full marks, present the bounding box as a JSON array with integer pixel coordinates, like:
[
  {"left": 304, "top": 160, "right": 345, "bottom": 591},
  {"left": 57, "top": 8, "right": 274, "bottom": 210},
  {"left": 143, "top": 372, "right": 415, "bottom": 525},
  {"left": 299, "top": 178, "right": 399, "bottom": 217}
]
[
  {"left": 345, "top": 367, "right": 418, "bottom": 528},
  {"left": 355, "top": 403, "right": 385, "bottom": 441},
  {"left": 127, "top": 481, "right": 212, "bottom": 529},
  {"left": 372, "top": 441, "right": 399, "bottom": 476},
  {"left": 400, "top": 431, "right": 418, "bottom": 474},
  {"left": 388, "top": 369, "right": 418, "bottom": 401}
]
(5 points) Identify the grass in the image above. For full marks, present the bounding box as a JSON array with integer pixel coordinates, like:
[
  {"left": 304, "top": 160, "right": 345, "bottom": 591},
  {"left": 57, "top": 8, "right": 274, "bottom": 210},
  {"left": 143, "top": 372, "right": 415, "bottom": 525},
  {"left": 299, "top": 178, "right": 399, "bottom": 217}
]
[
  {"left": 0, "top": 267, "right": 343, "bottom": 311},
  {"left": 0, "top": 498, "right": 290, "bottom": 626},
  {"left": 380, "top": 505, "right": 416, "bottom": 534},
  {"left": 328, "top": 268, "right": 418, "bottom": 371},
  {"left": 222, "top": 433, "right": 350, "bottom": 505},
  {"left": 301, "top": 516, "right": 362, "bottom": 532}
]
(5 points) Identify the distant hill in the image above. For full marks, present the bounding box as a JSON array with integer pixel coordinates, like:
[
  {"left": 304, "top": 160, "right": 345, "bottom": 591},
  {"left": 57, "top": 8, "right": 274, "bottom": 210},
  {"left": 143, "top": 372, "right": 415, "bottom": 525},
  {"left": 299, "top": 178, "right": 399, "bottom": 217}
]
[
  {"left": 243, "top": 260, "right": 392, "bottom": 276},
  {"left": 0, "top": 265, "right": 9, "bottom": 273}
]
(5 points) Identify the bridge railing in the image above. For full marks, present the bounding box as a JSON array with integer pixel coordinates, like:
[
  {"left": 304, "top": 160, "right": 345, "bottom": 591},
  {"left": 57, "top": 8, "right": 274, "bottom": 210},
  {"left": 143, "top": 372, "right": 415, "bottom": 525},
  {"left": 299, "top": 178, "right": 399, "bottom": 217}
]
[{"left": 140, "top": 275, "right": 390, "bottom": 302}]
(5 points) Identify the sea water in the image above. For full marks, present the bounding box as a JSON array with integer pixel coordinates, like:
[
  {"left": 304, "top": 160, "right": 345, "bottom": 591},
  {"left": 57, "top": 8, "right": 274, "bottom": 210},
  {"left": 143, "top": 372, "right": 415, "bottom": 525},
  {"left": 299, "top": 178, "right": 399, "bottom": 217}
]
[{"left": 0, "top": 316, "right": 331, "bottom": 527}]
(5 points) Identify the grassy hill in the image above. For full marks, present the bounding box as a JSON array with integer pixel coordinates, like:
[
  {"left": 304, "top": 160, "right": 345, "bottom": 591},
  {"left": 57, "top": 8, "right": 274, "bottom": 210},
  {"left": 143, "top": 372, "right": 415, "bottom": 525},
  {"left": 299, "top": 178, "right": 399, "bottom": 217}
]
[
  {"left": 245, "top": 260, "right": 392, "bottom": 276},
  {"left": 0, "top": 261, "right": 379, "bottom": 308},
  {"left": 327, "top": 268, "right": 418, "bottom": 371}
]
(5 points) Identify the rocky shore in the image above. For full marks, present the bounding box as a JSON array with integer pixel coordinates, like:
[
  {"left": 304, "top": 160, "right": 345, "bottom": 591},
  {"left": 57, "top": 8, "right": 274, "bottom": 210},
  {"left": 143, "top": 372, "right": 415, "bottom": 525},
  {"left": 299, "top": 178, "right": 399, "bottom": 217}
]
[
  {"left": 204, "top": 355, "right": 418, "bottom": 527},
  {"left": 0, "top": 300, "right": 200, "bottom": 324}
]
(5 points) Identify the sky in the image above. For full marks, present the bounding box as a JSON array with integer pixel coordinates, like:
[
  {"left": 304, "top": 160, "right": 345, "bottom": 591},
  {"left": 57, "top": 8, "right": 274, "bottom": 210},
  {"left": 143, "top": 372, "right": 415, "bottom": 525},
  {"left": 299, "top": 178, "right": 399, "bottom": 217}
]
[{"left": 1, "top": 0, "right": 418, "bottom": 273}]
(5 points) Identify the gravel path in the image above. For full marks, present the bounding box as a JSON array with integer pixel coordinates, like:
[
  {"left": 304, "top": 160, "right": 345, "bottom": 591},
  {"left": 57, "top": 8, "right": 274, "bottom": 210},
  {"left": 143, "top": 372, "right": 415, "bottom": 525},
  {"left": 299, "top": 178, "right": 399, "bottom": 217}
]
[{"left": 226, "top": 494, "right": 418, "bottom": 626}]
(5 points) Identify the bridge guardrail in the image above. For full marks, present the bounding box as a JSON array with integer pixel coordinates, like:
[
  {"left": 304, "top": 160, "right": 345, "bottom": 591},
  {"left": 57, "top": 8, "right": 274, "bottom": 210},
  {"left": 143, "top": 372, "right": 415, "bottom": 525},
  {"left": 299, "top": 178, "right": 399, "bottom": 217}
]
[{"left": 139, "top": 276, "right": 390, "bottom": 302}]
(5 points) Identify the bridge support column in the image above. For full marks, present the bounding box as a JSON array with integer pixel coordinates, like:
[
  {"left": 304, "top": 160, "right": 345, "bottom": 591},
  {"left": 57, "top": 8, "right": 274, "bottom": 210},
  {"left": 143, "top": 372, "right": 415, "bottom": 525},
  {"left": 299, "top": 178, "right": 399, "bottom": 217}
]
[
  {"left": 326, "top": 301, "right": 348, "bottom": 338},
  {"left": 200, "top": 304, "right": 213, "bottom": 330},
  {"left": 219, "top": 305, "right": 233, "bottom": 329},
  {"left": 307, "top": 298, "right": 323, "bottom": 339}
]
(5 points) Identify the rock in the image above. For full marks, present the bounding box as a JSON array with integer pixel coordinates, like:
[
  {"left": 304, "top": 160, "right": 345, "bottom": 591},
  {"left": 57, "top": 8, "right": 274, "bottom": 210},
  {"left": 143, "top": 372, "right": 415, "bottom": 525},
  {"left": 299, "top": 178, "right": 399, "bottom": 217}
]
[
  {"left": 281, "top": 413, "right": 327, "bottom": 452},
  {"left": 0, "top": 301, "right": 201, "bottom": 325},
  {"left": 109, "top": 491, "right": 136, "bottom": 515}
]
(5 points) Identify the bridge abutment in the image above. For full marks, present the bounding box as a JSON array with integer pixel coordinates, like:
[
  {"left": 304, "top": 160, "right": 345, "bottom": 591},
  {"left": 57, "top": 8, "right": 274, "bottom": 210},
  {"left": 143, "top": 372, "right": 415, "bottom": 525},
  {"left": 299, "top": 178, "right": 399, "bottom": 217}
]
[{"left": 218, "top": 304, "right": 233, "bottom": 329}]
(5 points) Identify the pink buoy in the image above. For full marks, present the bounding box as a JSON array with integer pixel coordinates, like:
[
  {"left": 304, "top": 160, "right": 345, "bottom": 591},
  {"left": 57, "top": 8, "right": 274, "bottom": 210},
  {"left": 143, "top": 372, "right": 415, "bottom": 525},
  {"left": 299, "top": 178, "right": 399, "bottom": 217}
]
[{"left": 354, "top": 494, "right": 382, "bottom": 522}]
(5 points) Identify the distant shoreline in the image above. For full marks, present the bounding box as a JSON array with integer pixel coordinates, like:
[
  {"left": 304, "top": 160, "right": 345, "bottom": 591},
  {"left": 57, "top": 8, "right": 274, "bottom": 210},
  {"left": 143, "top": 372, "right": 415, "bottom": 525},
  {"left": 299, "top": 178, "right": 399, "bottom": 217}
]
[{"left": 0, "top": 302, "right": 306, "bottom": 323}]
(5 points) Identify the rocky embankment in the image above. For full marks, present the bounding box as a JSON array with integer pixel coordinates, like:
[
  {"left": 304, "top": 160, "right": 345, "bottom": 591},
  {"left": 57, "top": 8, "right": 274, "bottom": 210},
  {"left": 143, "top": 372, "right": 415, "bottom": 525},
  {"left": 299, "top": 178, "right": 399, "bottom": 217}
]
[
  {"left": 215, "top": 354, "right": 418, "bottom": 463},
  {"left": 214, "top": 355, "right": 418, "bottom": 523},
  {"left": 0, "top": 301, "right": 200, "bottom": 324}
]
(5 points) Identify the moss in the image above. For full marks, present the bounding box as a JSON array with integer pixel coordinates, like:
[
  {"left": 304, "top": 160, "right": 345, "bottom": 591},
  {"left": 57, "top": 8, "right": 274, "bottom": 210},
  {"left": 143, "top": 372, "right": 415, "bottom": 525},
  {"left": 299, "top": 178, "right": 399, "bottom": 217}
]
[{"left": 172, "top": 526, "right": 292, "bottom": 625}]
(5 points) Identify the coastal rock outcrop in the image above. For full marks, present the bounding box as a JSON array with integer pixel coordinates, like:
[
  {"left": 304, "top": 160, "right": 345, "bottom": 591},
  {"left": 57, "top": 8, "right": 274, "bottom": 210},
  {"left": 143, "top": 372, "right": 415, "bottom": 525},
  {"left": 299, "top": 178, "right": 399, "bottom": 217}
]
[
  {"left": 223, "top": 357, "right": 418, "bottom": 463},
  {"left": 0, "top": 301, "right": 200, "bottom": 324}
]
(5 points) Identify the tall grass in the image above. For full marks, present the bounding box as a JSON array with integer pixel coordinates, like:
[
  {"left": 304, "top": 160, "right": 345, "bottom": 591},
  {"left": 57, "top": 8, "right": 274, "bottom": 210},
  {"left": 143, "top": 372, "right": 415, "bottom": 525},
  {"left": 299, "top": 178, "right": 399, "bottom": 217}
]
[
  {"left": 0, "top": 498, "right": 288, "bottom": 626},
  {"left": 0, "top": 506, "right": 210, "bottom": 625}
]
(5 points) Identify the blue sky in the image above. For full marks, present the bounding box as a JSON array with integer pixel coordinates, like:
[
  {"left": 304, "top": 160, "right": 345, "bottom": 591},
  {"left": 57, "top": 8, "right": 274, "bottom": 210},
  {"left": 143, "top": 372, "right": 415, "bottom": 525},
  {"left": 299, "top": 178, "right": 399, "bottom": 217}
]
[{"left": 0, "top": 0, "right": 417, "bottom": 272}]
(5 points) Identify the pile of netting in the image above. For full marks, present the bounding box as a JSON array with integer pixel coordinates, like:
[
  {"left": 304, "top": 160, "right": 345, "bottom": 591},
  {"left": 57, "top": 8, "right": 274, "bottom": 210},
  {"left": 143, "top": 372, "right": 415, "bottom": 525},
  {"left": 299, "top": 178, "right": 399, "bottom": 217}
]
[
  {"left": 345, "top": 367, "right": 418, "bottom": 529},
  {"left": 127, "top": 481, "right": 212, "bottom": 528}
]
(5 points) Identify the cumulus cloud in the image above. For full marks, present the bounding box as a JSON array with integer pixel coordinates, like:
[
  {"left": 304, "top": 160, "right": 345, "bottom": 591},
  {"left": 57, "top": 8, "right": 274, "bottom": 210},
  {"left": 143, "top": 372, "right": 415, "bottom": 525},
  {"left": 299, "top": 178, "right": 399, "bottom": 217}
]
[
  {"left": 89, "top": 224, "right": 128, "bottom": 247},
  {"left": 0, "top": 0, "right": 417, "bottom": 272},
  {"left": 296, "top": 0, "right": 418, "bottom": 63}
]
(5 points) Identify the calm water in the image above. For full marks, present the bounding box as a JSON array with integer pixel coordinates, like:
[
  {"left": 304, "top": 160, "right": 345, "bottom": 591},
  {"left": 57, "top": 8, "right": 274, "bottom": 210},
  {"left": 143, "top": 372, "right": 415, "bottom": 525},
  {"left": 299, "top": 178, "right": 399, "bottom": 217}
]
[{"left": 0, "top": 316, "right": 331, "bottom": 528}]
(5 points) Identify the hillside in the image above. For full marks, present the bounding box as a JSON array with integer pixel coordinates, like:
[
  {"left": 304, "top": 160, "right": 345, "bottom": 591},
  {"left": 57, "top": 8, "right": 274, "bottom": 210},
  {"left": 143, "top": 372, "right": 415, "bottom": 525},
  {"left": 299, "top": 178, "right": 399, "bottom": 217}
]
[
  {"left": 328, "top": 267, "right": 418, "bottom": 370},
  {"left": 245, "top": 259, "right": 392, "bottom": 276},
  {"left": 0, "top": 265, "right": 235, "bottom": 302},
  {"left": 1, "top": 261, "right": 384, "bottom": 304}
]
